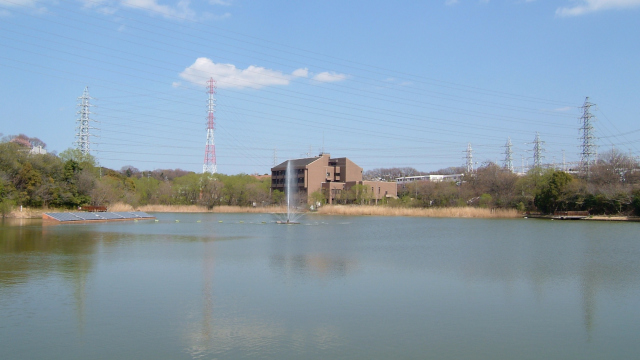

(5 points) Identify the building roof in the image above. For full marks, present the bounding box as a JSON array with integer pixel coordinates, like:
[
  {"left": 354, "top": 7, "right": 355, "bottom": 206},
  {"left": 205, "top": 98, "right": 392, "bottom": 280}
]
[{"left": 272, "top": 155, "right": 325, "bottom": 170}]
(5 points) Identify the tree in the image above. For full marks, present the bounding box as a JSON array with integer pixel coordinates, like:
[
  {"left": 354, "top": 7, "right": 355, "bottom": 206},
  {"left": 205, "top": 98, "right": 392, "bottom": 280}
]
[
  {"left": 271, "top": 189, "right": 284, "bottom": 205},
  {"left": 14, "top": 162, "right": 41, "bottom": 206},
  {"left": 463, "top": 162, "right": 518, "bottom": 207},
  {"left": 0, "top": 198, "right": 14, "bottom": 218},
  {"left": 309, "top": 190, "right": 327, "bottom": 206},
  {"left": 134, "top": 176, "right": 160, "bottom": 206},
  {"left": 198, "top": 175, "right": 224, "bottom": 209},
  {"left": 121, "top": 165, "right": 140, "bottom": 178},
  {"left": 534, "top": 171, "right": 574, "bottom": 214},
  {"left": 58, "top": 148, "right": 97, "bottom": 169},
  {"left": 172, "top": 173, "right": 202, "bottom": 205},
  {"left": 347, "top": 184, "right": 371, "bottom": 204}
]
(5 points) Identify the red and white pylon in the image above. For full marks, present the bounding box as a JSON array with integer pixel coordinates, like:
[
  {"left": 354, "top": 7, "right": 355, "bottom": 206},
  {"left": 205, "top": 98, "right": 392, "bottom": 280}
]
[{"left": 203, "top": 78, "right": 217, "bottom": 174}]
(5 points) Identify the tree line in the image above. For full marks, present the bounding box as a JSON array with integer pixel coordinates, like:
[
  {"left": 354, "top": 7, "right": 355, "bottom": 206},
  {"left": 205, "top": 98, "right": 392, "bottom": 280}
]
[
  {"left": 1, "top": 135, "right": 639, "bottom": 216},
  {"left": 0, "top": 141, "right": 278, "bottom": 215},
  {"left": 394, "top": 150, "right": 640, "bottom": 215}
]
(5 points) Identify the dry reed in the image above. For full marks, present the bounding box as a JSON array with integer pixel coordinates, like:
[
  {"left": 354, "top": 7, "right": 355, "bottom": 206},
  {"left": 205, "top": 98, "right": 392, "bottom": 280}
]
[
  {"left": 136, "top": 204, "right": 289, "bottom": 213},
  {"left": 9, "top": 203, "right": 518, "bottom": 219},
  {"left": 8, "top": 206, "right": 45, "bottom": 219},
  {"left": 107, "top": 202, "right": 135, "bottom": 212},
  {"left": 315, "top": 205, "right": 520, "bottom": 218}
]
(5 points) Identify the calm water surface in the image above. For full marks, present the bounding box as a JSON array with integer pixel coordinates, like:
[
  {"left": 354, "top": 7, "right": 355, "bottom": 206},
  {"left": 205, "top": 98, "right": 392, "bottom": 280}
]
[{"left": 1, "top": 214, "right": 639, "bottom": 359}]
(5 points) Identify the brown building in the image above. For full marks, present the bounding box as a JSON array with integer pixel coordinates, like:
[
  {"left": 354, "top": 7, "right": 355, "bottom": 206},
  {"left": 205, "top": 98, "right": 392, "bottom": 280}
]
[{"left": 271, "top": 154, "right": 396, "bottom": 204}]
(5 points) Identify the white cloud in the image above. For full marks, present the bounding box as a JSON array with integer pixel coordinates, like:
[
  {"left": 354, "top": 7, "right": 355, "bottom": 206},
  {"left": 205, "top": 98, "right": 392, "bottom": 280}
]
[
  {"left": 292, "top": 68, "right": 309, "bottom": 78},
  {"left": 0, "top": 0, "right": 41, "bottom": 6},
  {"left": 3, "top": 0, "right": 231, "bottom": 20},
  {"left": 172, "top": 81, "right": 182, "bottom": 88},
  {"left": 557, "top": 0, "right": 640, "bottom": 16},
  {"left": 312, "top": 71, "right": 348, "bottom": 83},
  {"left": 179, "top": 58, "right": 309, "bottom": 89},
  {"left": 0, "top": 0, "right": 48, "bottom": 14},
  {"left": 121, "top": 0, "right": 196, "bottom": 19},
  {"left": 445, "top": 0, "right": 459, "bottom": 6}
]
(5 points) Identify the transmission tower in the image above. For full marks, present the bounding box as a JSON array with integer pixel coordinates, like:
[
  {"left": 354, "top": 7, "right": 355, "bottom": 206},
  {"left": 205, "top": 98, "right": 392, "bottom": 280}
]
[
  {"left": 203, "top": 78, "right": 217, "bottom": 174},
  {"left": 533, "top": 132, "right": 545, "bottom": 169},
  {"left": 503, "top": 137, "right": 514, "bottom": 172},
  {"left": 465, "top": 143, "right": 474, "bottom": 173},
  {"left": 579, "top": 97, "right": 597, "bottom": 176},
  {"left": 75, "top": 86, "right": 96, "bottom": 156}
]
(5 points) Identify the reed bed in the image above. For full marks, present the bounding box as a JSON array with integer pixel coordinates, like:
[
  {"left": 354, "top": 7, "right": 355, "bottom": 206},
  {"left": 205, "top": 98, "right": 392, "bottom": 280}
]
[
  {"left": 9, "top": 203, "right": 518, "bottom": 219},
  {"left": 315, "top": 205, "right": 520, "bottom": 218},
  {"left": 136, "top": 204, "right": 289, "bottom": 214},
  {"left": 8, "top": 207, "right": 45, "bottom": 219},
  {"left": 107, "top": 202, "right": 136, "bottom": 212}
]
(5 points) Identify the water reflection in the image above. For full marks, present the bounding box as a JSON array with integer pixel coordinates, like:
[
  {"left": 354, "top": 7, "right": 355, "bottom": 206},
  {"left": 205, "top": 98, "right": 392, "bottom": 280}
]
[
  {"left": 269, "top": 254, "right": 355, "bottom": 280},
  {"left": 1, "top": 216, "right": 639, "bottom": 359}
]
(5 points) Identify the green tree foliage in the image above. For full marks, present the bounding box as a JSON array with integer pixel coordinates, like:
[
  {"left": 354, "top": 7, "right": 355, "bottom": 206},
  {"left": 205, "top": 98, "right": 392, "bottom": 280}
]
[
  {"left": 478, "top": 194, "right": 493, "bottom": 208},
  {"left": 631, "top": 190, "right": 640, "bottom": 216},
  {"left": 271, "top": 189, "right": 285, "bottom": 205},
  {"left": 2, "top": 135, "right": 639, "bottom": 215},
  {"left": 309, "top": 190, "right": 327, "bottom": 206},
  {"left": 534, "top": 171, "right": 575, "bottom": 214},
  {"left": 0, "top": 198, "right": 14, "bottom": 218},
  {"left": 198, "top": 175, "right": 225, "bottom": 209},
  {"left": 59, "top": 148, "right": 97, "bottom": 170},
  {"left": 346, "top": 184, "right": 371, "bottom": 204}
]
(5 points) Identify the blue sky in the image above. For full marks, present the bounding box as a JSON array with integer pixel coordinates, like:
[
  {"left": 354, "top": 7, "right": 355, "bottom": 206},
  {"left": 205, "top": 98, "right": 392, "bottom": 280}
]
[{"left": 1, "top": 0, "right": 639, "bottom": 175}]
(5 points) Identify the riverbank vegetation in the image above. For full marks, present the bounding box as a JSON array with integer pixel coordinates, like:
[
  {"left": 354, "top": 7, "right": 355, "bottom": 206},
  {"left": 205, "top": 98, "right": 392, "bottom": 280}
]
[
  {"left": 316, "top": 205, "right": 519, "bottom": 218},
  {"left": 1, "top": 135, "right": 639, "bottom": 218}
]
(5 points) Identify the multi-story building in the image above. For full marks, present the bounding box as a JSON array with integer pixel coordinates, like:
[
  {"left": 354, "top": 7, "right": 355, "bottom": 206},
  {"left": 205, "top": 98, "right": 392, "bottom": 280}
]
[
  {"left": 271, "top": 153, "right": 396, "bottom": 204},
  {"left": 396, "top": 174, "right": 463, "bottom": 185}
]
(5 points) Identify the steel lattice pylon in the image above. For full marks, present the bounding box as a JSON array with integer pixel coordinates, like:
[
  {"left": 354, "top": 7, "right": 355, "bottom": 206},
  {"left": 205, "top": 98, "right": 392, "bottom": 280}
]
[
  {"left": 579, "top": 97, "right": 597, "bottom": 176},
  {"left": 466, "top": 143, "right": 474, "bottom": 173},
  {"left": 533, "top": 132, "right": 545, "bottom": 169},
  {"left": 203, "top": 78, "right": 217, "bottom": 174},
  {"left": 75, "top": 86, "right": 94, "bottom": 156},
  {"left": 503, "top": 137, "right": 514, "bottom": 172}
]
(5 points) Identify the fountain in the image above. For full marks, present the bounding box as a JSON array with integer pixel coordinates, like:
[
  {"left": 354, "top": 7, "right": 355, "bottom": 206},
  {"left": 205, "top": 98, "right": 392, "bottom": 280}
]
[{"left": 276, "top": 160, "right": 302, "bottom": 224}]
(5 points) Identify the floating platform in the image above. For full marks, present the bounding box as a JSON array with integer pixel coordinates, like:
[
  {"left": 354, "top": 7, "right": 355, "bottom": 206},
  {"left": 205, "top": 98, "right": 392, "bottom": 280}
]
[
  {"left": 43, "top": 211, "right": 155, "bottom": 223},
  {"left": 552, "top": 210, "right": 589, "bottom": 220},
  {"left": 276, "top": 220, "right": 300, "bottom": 225}
]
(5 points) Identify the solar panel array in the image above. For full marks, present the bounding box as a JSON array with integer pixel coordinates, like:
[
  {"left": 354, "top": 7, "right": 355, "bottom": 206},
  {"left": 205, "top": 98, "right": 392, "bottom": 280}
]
[
  {"left": 130, "top": 212, "right": 154, "bottom": 218},
  {"left": 99, "top": 212, "right": 126, "bottom": 220},
  {"left": 45, "top": 213, "right": 83, "bottom": 221},
  {"left": 44, "top": 211, "right": 154, "bottom": 222},
  {"left": 72, "top": 212, "right": 103, "bottom": 220}
]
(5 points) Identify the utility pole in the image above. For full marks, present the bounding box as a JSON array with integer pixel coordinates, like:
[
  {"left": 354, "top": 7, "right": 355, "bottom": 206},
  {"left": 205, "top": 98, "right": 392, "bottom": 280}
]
[
  {"left": 273, "top": 148, "right": 277, "bottom": 167},
  {"left": 503, "top": 137, "right": 514, "bottom": 172},
  {"left": 579, "top": 97, "right": 597, "bottom": 177}
]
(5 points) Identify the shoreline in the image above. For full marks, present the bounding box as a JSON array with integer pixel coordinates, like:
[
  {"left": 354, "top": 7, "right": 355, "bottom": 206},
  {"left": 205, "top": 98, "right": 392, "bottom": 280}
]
[{"left": 6, "top": 204, "right": 638, "bottom": 221}]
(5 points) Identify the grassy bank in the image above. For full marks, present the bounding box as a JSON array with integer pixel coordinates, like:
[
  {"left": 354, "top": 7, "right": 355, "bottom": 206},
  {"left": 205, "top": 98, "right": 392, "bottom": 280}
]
[{"left": 315, "top": 205, "right": 520, "bottom": 218}]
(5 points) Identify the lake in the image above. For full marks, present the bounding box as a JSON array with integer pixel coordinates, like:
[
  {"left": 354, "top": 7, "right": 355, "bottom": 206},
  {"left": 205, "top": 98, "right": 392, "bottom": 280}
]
[{"left": 1, "top": 213, "right": 639, "bottom": 359}]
